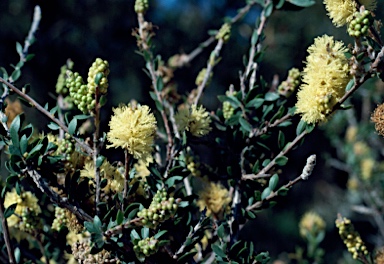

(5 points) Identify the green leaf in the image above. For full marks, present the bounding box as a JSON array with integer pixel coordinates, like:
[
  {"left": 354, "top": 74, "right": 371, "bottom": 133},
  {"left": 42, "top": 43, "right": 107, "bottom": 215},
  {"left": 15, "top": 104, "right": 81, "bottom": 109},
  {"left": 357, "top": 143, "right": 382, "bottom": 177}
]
[
  {"left": 99, "top": 95, "right": 107, "bottom": 107},
  {"left": 345, "top": 79, "right": 354, "bottom": 91},
  {"left": 154, "top": 230, "right": 168, "bottom": 239},
  {"left": 96, "top": 156, "right": 105, "bottom": 168},
  {"left": 247, "top": 210, "right": 256, "bottom": 219},
  {"left": 165, "top": 176, "right": 183, "bottom": 187},
  {"left": 276, "top": 0, "right": 285, "bottom": 8},
  {"left": 264, "top": 1, "right": 274, "bottom": 17},
  {"left": 95, "top": 72, "right": 103, "bottom": 85},
  {"left": 20, "top": 134, "right": 28, "bottom": 155},
  {"left": 11, "top": 69, "right": 21, "bottom": 82},
  {"left": 239, "top": 118, "right": 252, "bottom": 133},
  {"left": 245, "top": 98, "right": 264, "bottom": 109},
  {"left": 68, "top": 118, "right": 77, "bottom": 135},
  {"left": 264, "top": 92, "right": 279, "bottom": 101},
  {"left": 277, "top": 187, "right": 289, "bottom": 196},
  {"left": 296, "top": 119, "right": 307, "bottom": 136},
  {"left": 261, "top": 187, "right": 271, "bottom": 200},
  {"left": 16, "top": 42, "right": 23, "bottom": 56},
  {"left": 251, "top": 31, "right": 259, "bottom": 46},
  {"left": 116, "top": 210, "right": 124, "bottom": 225},
  {"left": 14, "top": 247, "right": 20, "bottom": 264},
  {"left": 74, "top": 114, "right": 90, "bottom": 120},
  {"left": 268, "top": 174, "right": 279, "bottom": 191},
  {"left": 1, "top": 67, "right": 8, "bottom": 79},
  {"left": 28, "top": 143, "right": 43, "bottom": 157},
  {"left": 156, "top": 76, "right": 164, "bottom": 91},
  {"left": 130, "top": 229, "right": 141, "bottom": 240},
  {"left": 47, "top": 122, "right": 60, "bottom": 130},
  {"left": 93, "top": 215, "right": 102, "bottom": 229},
  {"left": 6, "top": 175, "right": 19, "bottom": 185},
  {"left": 278, "top": 131, "right": 285, "bottom": 149},
  {"left": 177, "top": 250, "right": 197, "bottom": 263},
  {"left": 286, "top": 0, "right": 315, "bottom": 7},
  {"left": 9, "top": 115, "right": 21, "bottom": 148},
  {"left": 217, "top": 224, "right": 226, "bottom": 239},
  {"left": 275, "top": 156, "right": 288, "bottom": 166},
  {"left": 277, "top": 120, "right": 292, "bottom": 127},
  {"left": 141, "top": 227, "right": 149, "bottom": 238},
  {"left": 212, "top": 244, "right": 226, "bottom": 258},
  {"left": 84, "top": 221, "right": 97, "bottom": 233},
  {"left": 4, "top": 203, "right": 17, "bottom": 218}
]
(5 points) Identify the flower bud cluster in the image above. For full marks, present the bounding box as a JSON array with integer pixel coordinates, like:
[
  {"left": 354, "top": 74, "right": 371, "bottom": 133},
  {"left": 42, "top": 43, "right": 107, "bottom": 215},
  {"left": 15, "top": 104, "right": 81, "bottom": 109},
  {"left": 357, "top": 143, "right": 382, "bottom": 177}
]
[
  {"left": 335, "top": 215, "right": 369, "bottom": 259},
  {"left": 66, "top": 209, "right": 84, "bottom": 234},
  {"left": 56, "top": 61, "right": 74, "bottom": 95},
  {"left": 133, "top": 236, "right": 160, "bottom": 258},
  {"left": 278, "top": 68, "right": 300, "bottom": 97},
  {"left": 137, "top": 189, "right": 178, "bottom": 228},
  {"left": 71, "top": 240, "right": 118, "bottom": 263},
  {"left": 57, "top": 133, "right": 75, "bottom": 160},
  {"left": 66, "top": 58, "right": 109, "bottom": 114},
  {"left": 52, "top": 206, "right": 68, "bottom": 231},
  {"left": 186, "top": 154, "right": 201, "bottom": 177},
  {"left": 87, "top": 58, "right": 109, "bottom": 94},
  {"left": 17, "top": 207, "right": 41, "bottom": 233},
  {"left": 348, "top": 10, "right": 372, "bottom": 38},
  {"left": 216, "top": 23, "right": 231, "bottom": 43},
  {"left": 135, "top": 0, "right": 149, "bottom": 14},
  {"left": 195, "top": 68, "right": 212, "bottom": 87},
  {"left": 222, "top": 91, "right": 238, "bottom": 120}
]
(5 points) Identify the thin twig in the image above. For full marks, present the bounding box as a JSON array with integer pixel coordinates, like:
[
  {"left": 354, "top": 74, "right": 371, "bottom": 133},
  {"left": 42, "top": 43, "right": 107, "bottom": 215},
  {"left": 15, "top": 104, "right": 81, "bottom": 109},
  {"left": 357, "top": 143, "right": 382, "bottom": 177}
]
[
  {"left": 242, "top": 129, "right": 308, "bottom": 180},
  {"left": 93, "top": 87, "right": 101, "bottom": 215},
  {"left": 194, "top": 39, "right": 224, "bottom": 105},
  {"left": 0, "top": 77, "right": 93, "bottom": 155},
  {"left": 21, "top": 6, "right": 41, "bottom": 60},
  {"left": 122, "top": 149, "right": 132, "bottom": 211},
  {"left": 0, "top": 194, "right": 16, "bottom": 264}
]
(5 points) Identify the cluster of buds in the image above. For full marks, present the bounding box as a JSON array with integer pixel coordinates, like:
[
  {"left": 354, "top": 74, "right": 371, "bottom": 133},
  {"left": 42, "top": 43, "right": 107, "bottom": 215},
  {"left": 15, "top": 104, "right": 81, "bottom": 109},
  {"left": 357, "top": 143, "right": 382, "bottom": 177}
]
[
  {"left": 17, "top": 208, "right": 41, "bottom": 233},
  {"left": 278, "top": 68, "right": 300, "bottom": 97},
  {"left": 335, "top": 215, "right": 369, "bottom": 260},
  {"left": 57, "top": 133, "right": 75, "bottom": 160},
  {"left": 137, "top": 189, "right": 178, "bottom": 228},
  {"left": 66, "top": 58, "right": 109, "bottom": 114},
  {"left": 71, "top": 240, "right": 118, "bottom": 263},
  {"left": 56, "top": 60, "right": 74, "bottom": 95},
  {"left": 348, "top": 10, "right": 372, "bottom": 38},
  {"left": 216, "top": 23, "right": 231, "bottom": 43},
  {"left": 195, "top": 68, "right": 213, "bottom": 87},
  {"left": 222, "top": 90, "right": 238, "bottom": 120},
  {"left": 134, "top": 0, "right": 149, "bottom": 14},
  {"left": 133, "top": 236, "right": 160, "bottom": 258},
  {"left": 51, "top": 207, "right": 68, "bottom": 231},
  {"left": 315, "top": 91, "right": 336, "bottom": 119},
  {"left": 186, "top": 154, "right": 201, "bottom": 177}
]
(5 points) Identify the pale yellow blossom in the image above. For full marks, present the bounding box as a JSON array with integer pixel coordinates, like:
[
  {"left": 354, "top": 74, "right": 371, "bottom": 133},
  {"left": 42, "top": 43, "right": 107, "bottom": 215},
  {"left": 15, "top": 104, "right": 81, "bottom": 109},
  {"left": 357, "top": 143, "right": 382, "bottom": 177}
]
[{"left": 175, "top": 105, "right": 212, "bottom": 137}]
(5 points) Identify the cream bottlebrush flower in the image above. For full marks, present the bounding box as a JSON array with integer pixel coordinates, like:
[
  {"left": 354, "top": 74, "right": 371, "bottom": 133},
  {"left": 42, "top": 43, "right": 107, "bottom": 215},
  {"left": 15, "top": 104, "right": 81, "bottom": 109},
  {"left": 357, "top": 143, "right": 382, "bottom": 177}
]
[
  {"left": 80, "top": 160, "right": 124, "bottom": 193},
  {"left": 175, "top": 105, "right": 212, "bottom": 137},
  {"left": 107, "top": 104, "right": 157, "bottom": 163},
  {"left": 324, "top": 0, "right": 357, "bottom": 27},
  {"left": 299, "top": 211, "right": 326, "bottom": 238},
  {"left": 295, "top": 35, "right": 350, "bottom": 124},
  {"left": 4, "top": 189, "right": 41, "bottom": 228},
  {"left": 197, "top": 182, "right": 231, "bottom": 216}
]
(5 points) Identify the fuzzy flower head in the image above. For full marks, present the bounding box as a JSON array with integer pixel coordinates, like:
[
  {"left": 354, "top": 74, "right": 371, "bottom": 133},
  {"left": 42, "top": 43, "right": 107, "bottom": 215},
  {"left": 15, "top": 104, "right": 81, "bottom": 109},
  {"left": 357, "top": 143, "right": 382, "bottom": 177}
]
[
  {"left": 299, "top": 211, "right": 326, "bottom": 238},
  {"left": 175, "top": 105, "right": 212, "bottom": 137},
  {"left": 197, "top": 182, "right": 231, "bottom": 217},
  {"left": 324, "top": 0, "right": 357, "bottom": 27},
  {"left": 80, "top": 160, "right": 124, "bottom": 193},
  {"left": 295, "top": 35, "right": 350, "bottom": 124},
  {"left": 107, "top": 104, "right": 157, "bottom": 163},
  {"left": 4, "top": 189, "right": 41, "bottom": 229}
]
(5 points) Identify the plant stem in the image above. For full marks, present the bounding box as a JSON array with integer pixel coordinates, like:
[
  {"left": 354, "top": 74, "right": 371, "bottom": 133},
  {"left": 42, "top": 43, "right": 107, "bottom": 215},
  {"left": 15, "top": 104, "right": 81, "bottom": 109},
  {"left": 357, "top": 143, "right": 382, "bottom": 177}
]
[
  {"left": 0, "top": 77, "right": 94, "bottom": 155},
  {"left": 122, "top": 149, "right": 132, "bottom": 211},
  {"left": 93, "top": 87, "right": 101, "bottom": 216},
  {"left": 0, "top": 194, "right": 16, "bottom": 264}
]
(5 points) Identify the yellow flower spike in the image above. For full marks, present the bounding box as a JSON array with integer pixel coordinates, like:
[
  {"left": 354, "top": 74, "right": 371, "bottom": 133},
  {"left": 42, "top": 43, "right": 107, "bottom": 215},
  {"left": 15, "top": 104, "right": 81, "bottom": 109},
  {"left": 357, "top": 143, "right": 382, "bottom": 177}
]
[
  {"left": 107, "top": 104, "right": 157, "bottom": 164},
  {"left": 295, "top": 35, "right": 350, "bottom": 124},
  {"left": 324, "top": 0, "right": 357, "bottom": 27},
  {"left": 299, "top": 211, "right": 326, "bottom": 238},
  {"left": 197, "top": 182, "right": 231, "bottom": 217},
  {"left": 175, "top": 104, "right": 212, "bottom": 137}
]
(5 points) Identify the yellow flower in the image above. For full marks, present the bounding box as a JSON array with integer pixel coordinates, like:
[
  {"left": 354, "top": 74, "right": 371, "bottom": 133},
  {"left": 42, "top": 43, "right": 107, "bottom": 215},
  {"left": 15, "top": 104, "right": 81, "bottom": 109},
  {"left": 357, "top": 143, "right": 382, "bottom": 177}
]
[
  {"left": 324, "top": 0, "right": 357, "bottom": 27},
  {"left": 295, "top": 35, "right": 350, "bottom": 124},
  {"left": 107, "top": 104, "right": 157, "bottom": 163},
  {"left": 175, "top": 105, "right": 212, "bottom": 137},
  {"left": 299, "top": 211, "right": 326, "bottom": 238},
  {"left": 197, "top": 182, "right": 231, "bottom": 216},
  {"left": 4, "top": 189, "right": 41, "bottom": 228},
  {"left": 80, "top": 160, "right": 124, "bottom": 193},
  {"left": 360, "top": 158, "right": 374, "bottom": 180}
]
